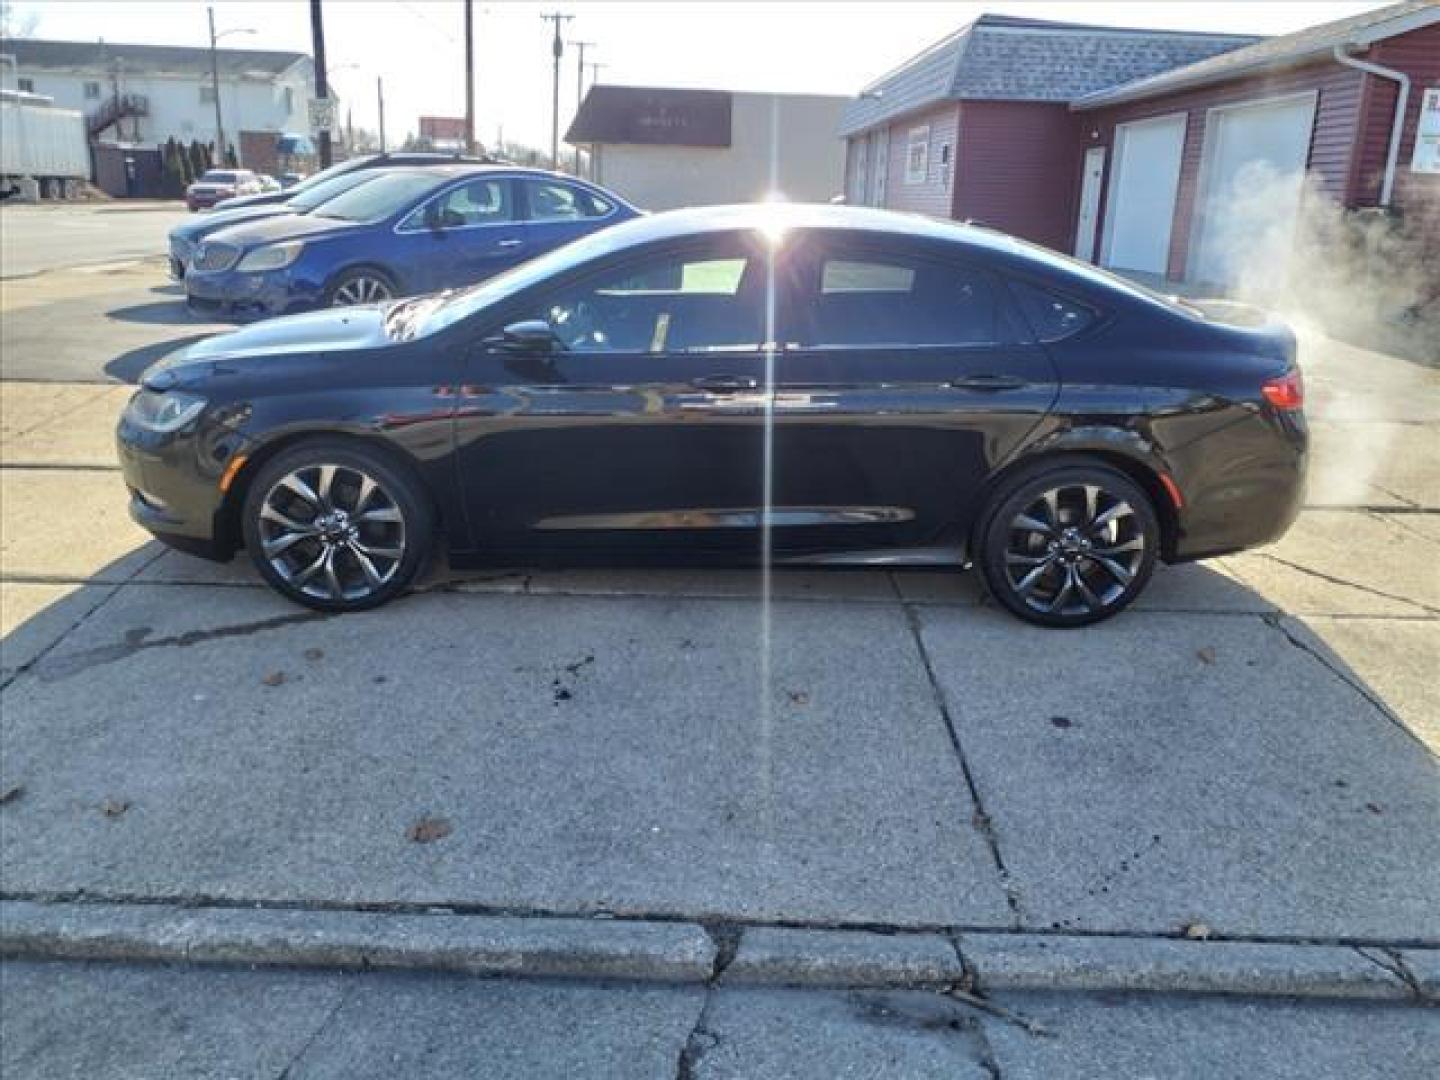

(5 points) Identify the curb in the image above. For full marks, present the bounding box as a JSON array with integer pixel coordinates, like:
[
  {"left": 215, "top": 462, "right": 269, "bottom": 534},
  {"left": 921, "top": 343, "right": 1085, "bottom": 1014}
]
[{"left": 2, "top": 901, "right": 1433, "bottom": 1001}]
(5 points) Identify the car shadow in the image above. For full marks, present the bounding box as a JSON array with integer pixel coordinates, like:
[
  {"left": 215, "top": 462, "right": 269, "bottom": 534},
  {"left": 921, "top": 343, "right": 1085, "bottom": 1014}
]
[
  {"left": 106, "top": 300, "right": 209, "bottom": 326},
  {"left": 103, "top": 333, "right": 213, "bottom": 383}
]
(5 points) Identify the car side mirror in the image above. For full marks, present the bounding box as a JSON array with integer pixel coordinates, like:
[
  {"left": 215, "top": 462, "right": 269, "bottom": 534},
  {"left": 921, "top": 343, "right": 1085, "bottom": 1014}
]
[{"left": 494, "top": 320, "right": 560, "bottom": 354}]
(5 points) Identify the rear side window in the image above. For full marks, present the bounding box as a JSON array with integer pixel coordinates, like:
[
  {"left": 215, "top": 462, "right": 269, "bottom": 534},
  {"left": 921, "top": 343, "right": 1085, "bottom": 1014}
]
[
  {"left": 1008, "top": 280, "right": 1098, "bottom": 342},
  {"left": 802, "top": 254, "right": 1010, "bottom": 347},
  {"left": 524, "top": 179, "right": 613, "bottom": 221}
]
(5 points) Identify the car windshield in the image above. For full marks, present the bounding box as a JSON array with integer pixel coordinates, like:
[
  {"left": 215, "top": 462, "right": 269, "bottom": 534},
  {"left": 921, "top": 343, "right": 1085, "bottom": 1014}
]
[
  {"left": 419, "top": 222, "right": 641, "bottom": 336},
  {"left": 284, "top": 156, "right": 370, "bottom": 195},
  {"left": 287, "top": 171, "right": 382, "bottom": 212},
  {"left": 309, "top": 172, "right": 444, "bottom": 223},
  {"left": 200, "top": 171, "right": 239, "bottom": 184}
]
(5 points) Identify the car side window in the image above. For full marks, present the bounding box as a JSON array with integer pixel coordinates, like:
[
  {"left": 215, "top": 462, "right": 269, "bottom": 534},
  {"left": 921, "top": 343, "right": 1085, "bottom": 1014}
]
[
  {"left": 399, "top": 178, "right": 514, "bottom": 231},
  {"left": 801, "top": 253, "right": 1011, "bottom": 348},
  {"left": 525, "top": 251, "right": 762, "bottom": 353},
  {"left": 1008, "top": 279, "right": 1097, "bottom": 342},
  {"left": 524, "top": 179, "right": 612, "bottom": 222}
]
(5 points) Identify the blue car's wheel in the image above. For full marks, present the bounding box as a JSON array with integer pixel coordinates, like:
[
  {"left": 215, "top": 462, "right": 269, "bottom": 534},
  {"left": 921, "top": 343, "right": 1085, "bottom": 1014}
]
[{"left": 327, "top": 267, "right": 397, "bottom": 308}]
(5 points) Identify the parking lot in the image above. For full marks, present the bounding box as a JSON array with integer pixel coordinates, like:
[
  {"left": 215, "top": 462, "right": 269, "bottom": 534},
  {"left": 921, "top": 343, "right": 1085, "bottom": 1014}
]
[{"left": 2, "top": 203, "right": 1437, "bottom": 1074}]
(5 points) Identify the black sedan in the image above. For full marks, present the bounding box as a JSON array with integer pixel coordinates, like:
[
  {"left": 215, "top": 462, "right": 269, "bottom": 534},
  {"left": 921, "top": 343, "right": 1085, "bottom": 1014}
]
[{"left": 117, "top": 204, "right": 1306, "bottom": 626}]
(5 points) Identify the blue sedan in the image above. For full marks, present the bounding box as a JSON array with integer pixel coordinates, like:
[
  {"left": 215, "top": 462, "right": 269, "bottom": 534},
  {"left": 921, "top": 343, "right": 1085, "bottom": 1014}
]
[{"left": 184, "top": 166, "right": 639, "bottom": 319}]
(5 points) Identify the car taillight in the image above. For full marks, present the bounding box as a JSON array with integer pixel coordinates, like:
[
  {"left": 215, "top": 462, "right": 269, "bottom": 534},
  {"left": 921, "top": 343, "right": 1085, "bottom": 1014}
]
[{"left": 1261, "top": 369, "right": 1303, "bottom": 411}]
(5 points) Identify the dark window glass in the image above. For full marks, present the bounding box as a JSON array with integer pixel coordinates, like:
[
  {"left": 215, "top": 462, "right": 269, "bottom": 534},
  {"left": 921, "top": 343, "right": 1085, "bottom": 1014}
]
[
  {"left": 803, "top": 254, "right": 1007, "bottom": 347},
  {"left": 400, "top": 177, "right": 514, "bottom": 231},
  {"left": 18, "top": 78, "right": 34, "bottom": 93},
  {"left": 529, "top": 250, "right": 761, "bottom": 353},
  {"left": 83, "top": 81, "right": 101, "bottom": 99},
  {"left": 524, "top": 179, "right": 612, "bottom": 221},
  {"left": 1009, "top": 280, "right": 1096, "bottom": 342}
]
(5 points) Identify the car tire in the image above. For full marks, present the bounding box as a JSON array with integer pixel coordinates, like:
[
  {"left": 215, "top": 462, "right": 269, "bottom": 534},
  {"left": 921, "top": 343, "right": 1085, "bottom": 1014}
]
[
  {"left": 975, "top": 460, "right": 1159, "bottom": 628},
  {"left": 241, "top": 440, "right": 434, "bottom": 612},
  {"left": 325, "top": 267, "right": 398, "bottom": 308}
]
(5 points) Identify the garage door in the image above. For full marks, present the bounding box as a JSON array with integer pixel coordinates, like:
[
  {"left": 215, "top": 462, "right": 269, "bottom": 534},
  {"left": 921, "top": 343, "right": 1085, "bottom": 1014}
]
[
  {"left": 1190, "top": 94, "right": 1317, "bottom": 286},
  {"left": 1100, "top": 113, "right": 1187, "bottom": 275}
]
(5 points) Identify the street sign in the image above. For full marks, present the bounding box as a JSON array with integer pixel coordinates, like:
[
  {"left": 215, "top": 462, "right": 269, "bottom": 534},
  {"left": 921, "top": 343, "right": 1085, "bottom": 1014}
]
[{"left": 308, "top": 97, "right": 337, "bottom": 133}]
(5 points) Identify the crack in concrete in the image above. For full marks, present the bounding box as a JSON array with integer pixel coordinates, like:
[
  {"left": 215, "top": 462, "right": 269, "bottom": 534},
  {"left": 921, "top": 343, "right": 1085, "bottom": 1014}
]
[
  {"left": 1256, "top": 553, "right": 1440, "bottom": 616},
  {"left": 897, "top": 586, "right": 1026, "bottom": 928},
  {"left": 32, "top": 610, "right": 333, "bottom": 682},
  {"left": 700, "top": 922, "right": 742, "bottom": 982},
  {"left": 6, "top": 891, "right": 1436, "bottom": 951},
  {"left": 1354, "top": 945, "right": 1431, "bottom": 1003},
  {"left": 276, "top": 977, "right": 356, "bottom": 1080},
  {"left": 1260, "top": 614, "right": 1432, "bottom": 754}
]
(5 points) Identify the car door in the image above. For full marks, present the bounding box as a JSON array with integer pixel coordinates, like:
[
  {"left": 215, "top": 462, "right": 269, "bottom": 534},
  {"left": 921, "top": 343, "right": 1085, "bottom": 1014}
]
[
  {"left": 392, "top": 176, "right": 526, "bottom": 293},
  {"left": 519, "top": 176, "right": 619, "bottom": 258},
  {"left": 452, "top": 234, "right": 780, "bottom": 557},
  {"left": 767, "top": 235, "right": 1059, "bottom": 556}
]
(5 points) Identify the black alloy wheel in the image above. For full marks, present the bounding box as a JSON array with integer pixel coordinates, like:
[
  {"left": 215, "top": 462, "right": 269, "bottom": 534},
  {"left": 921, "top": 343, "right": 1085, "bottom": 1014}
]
[
  {"left": 977, "top": 461, "right": 1159, "bottom": 627},
  {"left": 241, "top": 441, "right": 433, "bottom": 611}
]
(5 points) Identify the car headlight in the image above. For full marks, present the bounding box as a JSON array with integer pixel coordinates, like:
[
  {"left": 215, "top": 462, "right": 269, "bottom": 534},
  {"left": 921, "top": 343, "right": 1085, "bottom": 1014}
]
[
  {"left": 124, "top": 390, "right": 208, "bottom": 433},
  {"left": 236, "top": 241, "right": 305, "bottom": 273}
]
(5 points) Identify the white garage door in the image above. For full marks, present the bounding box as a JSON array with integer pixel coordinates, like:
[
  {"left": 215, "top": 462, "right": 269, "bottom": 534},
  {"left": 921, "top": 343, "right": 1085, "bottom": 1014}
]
[
  {"left": 1100, "top": 113, "right": 1187, "bottom": 275},
  {"left": 1190, "top": 94, "right": 1317, "bottom": 286}
]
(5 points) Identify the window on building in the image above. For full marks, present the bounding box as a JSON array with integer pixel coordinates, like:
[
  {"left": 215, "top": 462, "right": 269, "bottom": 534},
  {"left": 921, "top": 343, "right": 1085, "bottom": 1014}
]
[
  {"left": 283, "top": 87, "right": 294, "bottom": 115},
  {"left": 904, "top": 125, "right": 930, "bottom": 185},
  {"left": 17, "top": 77, "right": 34, "bottom": 93},
  {"left": 83, "top": 81, "right": 101, "bottom": 99},
  {"left": 801, "top": 252, "right": 1009, "bottom": 348},
  {"left": 200, "top": 83, "right": 217, "bottom": 104}
]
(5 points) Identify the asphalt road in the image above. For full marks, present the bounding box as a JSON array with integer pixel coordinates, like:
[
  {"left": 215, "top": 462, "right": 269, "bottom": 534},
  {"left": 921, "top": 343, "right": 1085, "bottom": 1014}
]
[{"left": 0, "top": 201, "right": 190, "bottom": 279}]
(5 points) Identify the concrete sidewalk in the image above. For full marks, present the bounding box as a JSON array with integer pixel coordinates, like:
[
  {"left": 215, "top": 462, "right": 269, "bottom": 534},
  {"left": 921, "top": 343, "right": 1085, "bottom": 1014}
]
[{"left": 3, "top": 959, "right": 1437, "bottom": 1080}]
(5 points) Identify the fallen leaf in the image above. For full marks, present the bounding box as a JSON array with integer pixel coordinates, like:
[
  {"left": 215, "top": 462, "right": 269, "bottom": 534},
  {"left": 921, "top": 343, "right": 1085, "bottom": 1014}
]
[
  {"left": 1181, "top": 922, "right": 1211, "bottom": 940},
  {"left": 406, "top": 817, "right": 453, "bottom": 844},
  {"left": 1196, "top": 647, "right": 1216, "bottom": 665},
  {"left": 1050, "top": 716, "right": 1073, "bottom": 729},
  {"left": 101, "top": 798, "right": 130, "bottom": 818},
  {"left": 303, "top": 648, "right": 324, "bottom": 662},
  {"left": 0, "top": 784, "right": 23, "bottom": 805},
  {"left": 1365, "top": 802, "right": 1383, "bottom": 815},
  {"left": 261, "top": 671, "right": 286, "bottom": 687}
]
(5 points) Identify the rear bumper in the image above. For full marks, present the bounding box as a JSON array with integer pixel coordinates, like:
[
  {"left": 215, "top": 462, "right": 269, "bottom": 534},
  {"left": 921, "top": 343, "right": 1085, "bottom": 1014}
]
[{"left": 1167, "top": 409, "right": 1307, "bottom": 562}]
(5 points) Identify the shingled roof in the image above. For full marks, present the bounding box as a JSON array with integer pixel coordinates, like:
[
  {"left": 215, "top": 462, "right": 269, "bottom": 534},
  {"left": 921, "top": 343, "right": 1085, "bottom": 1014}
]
[
  {"left": 838, "top": 14, "right": 1261, "bottom": 137},
  {"left": 1073, "top": 1, "right": 1440, "bottom": 109},
  {"left": 7, "top": 39, "right": 311, "bottom": 80}
]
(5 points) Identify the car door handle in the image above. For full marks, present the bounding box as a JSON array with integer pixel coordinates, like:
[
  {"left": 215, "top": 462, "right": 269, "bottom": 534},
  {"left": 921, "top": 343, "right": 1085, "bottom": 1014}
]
[
  {"left": 497, "top": 239, "right": 524, "bottom": 249},
  {"left": 693, "top": 374, "right": 759, "bottom": 393},
  {"left": 949, "top": 374, "right": 1027, "bottom": 391}
]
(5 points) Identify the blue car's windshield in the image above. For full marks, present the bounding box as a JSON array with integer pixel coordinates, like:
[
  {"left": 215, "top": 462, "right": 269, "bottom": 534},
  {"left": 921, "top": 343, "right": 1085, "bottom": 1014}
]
[
  {"left": 288, "top": 171, "right": 382, "bottom": 212},
  {"left": 310, "top": 172, "right": 443, "bottom": 224}
]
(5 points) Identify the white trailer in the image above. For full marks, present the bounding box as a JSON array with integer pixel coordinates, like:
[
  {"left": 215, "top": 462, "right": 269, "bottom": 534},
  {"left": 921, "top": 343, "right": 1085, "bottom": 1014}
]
[{"left": 1, "top": 89, "right": 89, "bottom": 189}]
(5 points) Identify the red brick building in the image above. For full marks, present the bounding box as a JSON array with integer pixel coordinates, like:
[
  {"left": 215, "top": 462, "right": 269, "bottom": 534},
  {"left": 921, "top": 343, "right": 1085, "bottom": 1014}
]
[{"left": 841, "top": 2, "right": 1440, "bottom": 287}]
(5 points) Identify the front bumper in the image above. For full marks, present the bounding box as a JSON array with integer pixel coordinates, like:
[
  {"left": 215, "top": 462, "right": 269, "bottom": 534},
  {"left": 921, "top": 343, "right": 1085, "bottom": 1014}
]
[
  {"left": 116, "top": 408, "right": 250, "bottom": 561},
  {"left": 184, "top": 266, "right": 315, "bottom": 321}
]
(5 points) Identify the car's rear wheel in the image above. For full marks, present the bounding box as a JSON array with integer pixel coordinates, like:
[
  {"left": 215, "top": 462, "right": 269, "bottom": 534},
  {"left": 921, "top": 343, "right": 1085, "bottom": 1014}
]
[
  {"left": 241, "top": 441, "right": 433, "bottom": 612},
  {"left": 975, "top": 461, "right": 1158, "bottom": 627},
  {"left": 327, "top": 267, "right": 396, "bottom": 308}
]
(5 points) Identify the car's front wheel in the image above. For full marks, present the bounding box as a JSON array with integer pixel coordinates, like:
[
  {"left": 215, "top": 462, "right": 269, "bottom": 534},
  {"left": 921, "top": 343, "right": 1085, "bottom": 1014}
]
[
  {"left": 975, "top": 460, "right": 1159, "bottom": 627},
  {"left": 326, "top": 267, "right": 397, "bottom": 308},
  {"left": 241, "top": 440, "right": 433, "bottom": 612}
]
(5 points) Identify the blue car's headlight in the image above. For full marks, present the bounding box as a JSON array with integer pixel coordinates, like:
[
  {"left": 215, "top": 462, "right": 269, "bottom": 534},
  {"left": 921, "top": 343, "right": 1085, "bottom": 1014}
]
[
  {"left": 236, "top": 240, "right": 305, "bottom": 273},
  {"left": 124, "top": 390, "right": 207, "bottom": 433}
]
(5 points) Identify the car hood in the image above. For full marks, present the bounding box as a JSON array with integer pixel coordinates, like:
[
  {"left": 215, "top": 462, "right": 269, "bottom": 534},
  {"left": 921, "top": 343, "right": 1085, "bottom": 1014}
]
[
  {"left": 141, "top": 305, "right": 392, "bottom": 389},
  {"left": 205, "top": 212, "right": 365, "bottom": 249},
  {"left": 172, "top": 204, "right": 294, "bottom": 242},
  {"left": 214, "top": 190, "right": 289, "bottom": 210}
]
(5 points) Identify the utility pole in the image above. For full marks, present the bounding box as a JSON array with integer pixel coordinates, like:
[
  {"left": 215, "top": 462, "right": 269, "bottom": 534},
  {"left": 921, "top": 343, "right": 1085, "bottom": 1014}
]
[
  {"left": 207, "top": 8, "right": 225, "bottom": 163},
  {"left": 540, "top": 11, "right": 572, "bottom": 170},
  {"left": 309, "top": 0, "right": 331, "bottom": 167},
  {"left": 377, "top": 76, "right": 386, "bottom": 152},
  {"left": 571, "top": 40, "right": 593, "bottom": 175},
  {"left": 464, "top": 0, "right": 476, "bottom": 155}
]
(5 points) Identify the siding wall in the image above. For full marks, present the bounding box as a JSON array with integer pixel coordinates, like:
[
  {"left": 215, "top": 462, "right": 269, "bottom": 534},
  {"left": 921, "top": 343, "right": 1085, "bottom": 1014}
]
[
  {"left": 1351, "top": 23, "right": 1440, "bottom": 218},
  {"left": 952, "top": 101, "right": 1081, "bottom": 251},
  {"left": 1082, "top": 59, "right": 1365, "bottom": 279},
  {"left": 880, "top": 103, "right": 960, "bottom": 217}
]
